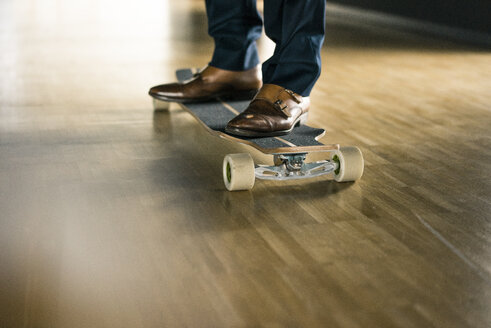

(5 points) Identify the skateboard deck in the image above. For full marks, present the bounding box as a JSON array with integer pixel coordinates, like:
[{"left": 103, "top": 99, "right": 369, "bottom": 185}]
[
  {"left": 173, "top": 68, "right": 339, "bottom": 155},
  {"left": 150, "top": 68, "right": 364, "bottom": 191}
]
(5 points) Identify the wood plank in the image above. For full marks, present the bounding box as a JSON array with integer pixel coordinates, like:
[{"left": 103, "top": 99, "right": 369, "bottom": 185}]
[{"left": 0, "top": 0, "right": 489, "bottom": 327}]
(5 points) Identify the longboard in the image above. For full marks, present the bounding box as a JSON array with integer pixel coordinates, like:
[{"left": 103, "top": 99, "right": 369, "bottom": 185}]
[{"left": 151, "top": 68, "right": 364, "bottom": 191}]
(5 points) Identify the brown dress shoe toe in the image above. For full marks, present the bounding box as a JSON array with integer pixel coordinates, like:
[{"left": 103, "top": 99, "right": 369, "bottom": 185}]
[
  {"left": 225, "top": 84, "right": 310, "bottom": 137},
  {"left": 148, "top": 65, "right": 262, "bottom": 103}
]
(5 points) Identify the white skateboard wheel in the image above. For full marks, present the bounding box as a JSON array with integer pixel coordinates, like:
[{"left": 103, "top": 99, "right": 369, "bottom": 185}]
[
  {"left": 153, "top": 98, "right": 170, "bottom": 111},
  {"left": 330, "top": 146, "right": 364, "bottom": 182},
  {"left": 223, "top": 153, "right": 255, "bottom": 191}
]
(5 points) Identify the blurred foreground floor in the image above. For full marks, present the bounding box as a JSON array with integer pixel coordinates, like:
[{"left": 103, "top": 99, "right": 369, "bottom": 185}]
[{"left": 0, "top": 0, "right": 490, "bottom": 327}]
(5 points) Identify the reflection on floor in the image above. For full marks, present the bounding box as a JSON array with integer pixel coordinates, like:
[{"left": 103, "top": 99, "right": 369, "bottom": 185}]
[{"left": 0, "top": 1, "right": 490, "bottom": 327}]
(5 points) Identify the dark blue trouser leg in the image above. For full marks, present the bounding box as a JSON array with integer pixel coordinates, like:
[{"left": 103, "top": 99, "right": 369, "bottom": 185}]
[
  {"left": 262, "top": 0, "right": 326, "bottom": 96},
  {"left": 205, "top": 0, "right": 263, "bottom": 71}
]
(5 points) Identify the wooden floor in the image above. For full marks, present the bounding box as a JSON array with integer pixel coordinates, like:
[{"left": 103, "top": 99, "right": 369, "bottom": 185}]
[{"left": 1, "top": 1, "right": 490, "bottom": 327}]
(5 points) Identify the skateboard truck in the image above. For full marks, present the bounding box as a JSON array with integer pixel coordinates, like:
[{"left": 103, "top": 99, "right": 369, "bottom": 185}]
[
  {"left": 223, "top": 147, "right": 363, "bottom": 191},
  {"left": 254, "top": 153, "right": 339, "bottom": 181}
]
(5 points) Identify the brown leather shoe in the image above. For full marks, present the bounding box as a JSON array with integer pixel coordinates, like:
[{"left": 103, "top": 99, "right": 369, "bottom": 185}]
[
  {"left": 148, "top": 65, "right": 262, "bottom": 103},
  {"left": 225, "top": 84, "right": 310, "bottom": 137}
]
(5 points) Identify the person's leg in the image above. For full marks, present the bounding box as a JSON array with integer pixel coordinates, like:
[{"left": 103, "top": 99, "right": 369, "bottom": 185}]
[
  {"left": 206, "top": 0, "right": 263, "bottom": 71},
  {"left": 148, "top": 0, "right": 263, "bottom": 103},
  {"left": 225, "top": 0, "right": 325, "bottom": 137},
  {"left": 262, "top": 0, "right": 326, "bottom": 96}
]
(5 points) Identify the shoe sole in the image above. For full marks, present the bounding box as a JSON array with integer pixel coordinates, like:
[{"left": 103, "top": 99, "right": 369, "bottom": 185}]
[
  {"left": 149, "top": 89, "right": 259, "bottom": 104},
  {"left": 225, "top": 113, "right": 309, "bottom": 138}
]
